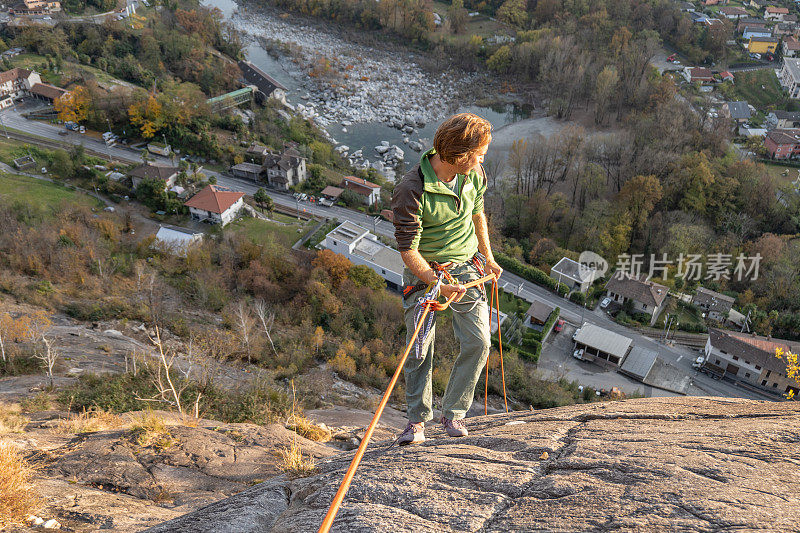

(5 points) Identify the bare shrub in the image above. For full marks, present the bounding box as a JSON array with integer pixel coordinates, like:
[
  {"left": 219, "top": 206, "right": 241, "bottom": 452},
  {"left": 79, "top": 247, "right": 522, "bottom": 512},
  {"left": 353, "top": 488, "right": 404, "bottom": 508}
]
[{"left": 0, "top": 441, "right": 40, "bottom": 525}]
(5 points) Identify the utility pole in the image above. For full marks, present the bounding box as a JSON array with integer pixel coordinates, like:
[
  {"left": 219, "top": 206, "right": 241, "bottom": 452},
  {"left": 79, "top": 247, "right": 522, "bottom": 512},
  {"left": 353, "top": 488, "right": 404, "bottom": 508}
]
[
  {"left": 741, "top": 309, "right": 752, "bottom": 333},
  {"left": 0, "top": 113, "right": 9, "bottom": 139},
  {"left": 664, "top": 316, "right": 675, "bottom": 343},
  {"left": 372, "top": 215, "right": 380, "bottom": 234},
  {"left": 295, "top": 194, "right": 300, "bottom": 220}
]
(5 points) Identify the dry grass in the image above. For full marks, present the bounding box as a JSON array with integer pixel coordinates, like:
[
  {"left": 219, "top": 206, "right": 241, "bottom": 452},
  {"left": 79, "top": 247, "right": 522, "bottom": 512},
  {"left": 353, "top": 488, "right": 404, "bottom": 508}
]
[
  {"left": 275, "top": 439, "right": 317, "bottom": 477},
  {"left": 287, "top": 414, "right": 331, "bottom": 443},
  {"left": 20, "top": 391, "right": 53, "bottom": 412},
  {"left": 0, "top": 441, "right": 40, "bottom": 525},
  {"left": 54, "top": 408, "right": 125, "bottom": 434},
  {"left": 0, "top": 402, "right": 29, "bottom": 434},
  {"left": 129, "top": 410, "right": 175, "bottom": 449}
]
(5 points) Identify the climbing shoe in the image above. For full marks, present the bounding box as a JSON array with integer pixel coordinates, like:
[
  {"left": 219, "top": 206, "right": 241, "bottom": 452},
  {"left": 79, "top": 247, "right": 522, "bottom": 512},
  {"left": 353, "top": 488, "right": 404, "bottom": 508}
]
[
  {"left": 441, "top": 416, "right": 468, "bottom": 437},
  {"left": 398, "top": 421, "right": 425, "bottom": 446}
]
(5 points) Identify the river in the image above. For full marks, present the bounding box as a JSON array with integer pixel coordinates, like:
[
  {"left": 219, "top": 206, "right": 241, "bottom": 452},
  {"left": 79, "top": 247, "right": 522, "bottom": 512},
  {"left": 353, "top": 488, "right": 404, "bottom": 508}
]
[{"left": 203, "top": 0, "right": 530, "bottom": 174}]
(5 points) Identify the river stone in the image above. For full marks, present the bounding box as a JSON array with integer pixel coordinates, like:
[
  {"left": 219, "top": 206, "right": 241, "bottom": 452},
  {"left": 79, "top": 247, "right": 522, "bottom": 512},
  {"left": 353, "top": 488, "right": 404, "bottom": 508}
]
[{"left": 144, "top": 397, "right": 800, "bottom": 532}]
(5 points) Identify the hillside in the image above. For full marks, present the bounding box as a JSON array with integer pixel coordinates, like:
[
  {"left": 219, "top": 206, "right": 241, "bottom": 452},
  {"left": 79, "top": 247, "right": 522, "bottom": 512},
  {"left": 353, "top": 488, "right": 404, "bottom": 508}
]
[{"left": 145, "top": 396, "right": 800, "bottom": 532}]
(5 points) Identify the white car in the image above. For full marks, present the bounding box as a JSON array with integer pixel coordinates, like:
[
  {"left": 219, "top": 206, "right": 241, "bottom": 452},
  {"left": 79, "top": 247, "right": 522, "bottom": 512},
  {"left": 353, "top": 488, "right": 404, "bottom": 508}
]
[
  {"left": 573, "top": 349, "right": 584, "bottom": 360},
  {"left": 572, "top": 328, "right": 580, "bottom": 341},
  {"left": 692, "top": 356, "right": 705, "bottom": 369},
  {"left": 600, "top": 297, "right": 612, "bottom": 309}
]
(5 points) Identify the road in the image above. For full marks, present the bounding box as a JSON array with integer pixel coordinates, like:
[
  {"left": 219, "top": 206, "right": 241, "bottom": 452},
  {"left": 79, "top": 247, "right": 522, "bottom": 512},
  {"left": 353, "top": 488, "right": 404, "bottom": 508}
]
[{"left": 0, "top": 106, "right": 776, "bottom": 402}]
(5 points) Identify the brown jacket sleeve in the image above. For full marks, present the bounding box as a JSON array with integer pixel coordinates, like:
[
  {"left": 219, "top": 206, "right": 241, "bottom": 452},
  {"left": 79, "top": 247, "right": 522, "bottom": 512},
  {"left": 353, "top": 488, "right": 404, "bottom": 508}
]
[{"left": 391, "top": 166, "right": 424, "bottom": 252}]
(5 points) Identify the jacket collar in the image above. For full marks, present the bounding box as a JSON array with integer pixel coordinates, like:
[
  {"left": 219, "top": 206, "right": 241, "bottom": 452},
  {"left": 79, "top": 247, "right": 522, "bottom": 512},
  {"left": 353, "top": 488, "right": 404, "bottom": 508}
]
[{"left": 420, "top": 148, "right": 461, "bottom": 198}]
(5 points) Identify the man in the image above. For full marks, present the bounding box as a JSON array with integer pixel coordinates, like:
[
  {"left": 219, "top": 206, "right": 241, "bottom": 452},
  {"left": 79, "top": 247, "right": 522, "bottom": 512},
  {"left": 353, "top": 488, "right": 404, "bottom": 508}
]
[{"left": 391, "top": 113, "right": 502, "bottom": 445}]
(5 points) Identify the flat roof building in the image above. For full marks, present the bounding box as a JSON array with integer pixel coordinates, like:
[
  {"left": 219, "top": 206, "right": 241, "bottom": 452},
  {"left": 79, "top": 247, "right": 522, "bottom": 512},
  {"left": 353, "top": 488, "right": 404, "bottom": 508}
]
[
  {"left": 321, "top": 220, "right": 403, "bottom": 290},
  {"left": 573, "top": 322, "right": 633, "bottom": 369}
]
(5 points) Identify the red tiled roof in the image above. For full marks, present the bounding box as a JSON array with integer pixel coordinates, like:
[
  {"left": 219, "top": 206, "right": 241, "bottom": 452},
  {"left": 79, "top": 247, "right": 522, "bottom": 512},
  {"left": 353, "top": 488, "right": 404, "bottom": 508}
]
[
  {"left": 766, "top": 6, "right": 789, "bottom": 14},
  {"left": 184, "top": 184, "right": 244, "bottom": 214},
  {"left": 766, "top": 128, "right": 800, "bottom": 146},
  {"left": 342, "top": 176, "right": 380, "bottom": 189},
  {"left": 0, "top": 67, "right": 32, "bottom": 84},
  {"left": 785, "top": 36, "right": 800, "bottom": 50},
  {"left": 29, "top": 83, "right": 67, "bottom": 100}
]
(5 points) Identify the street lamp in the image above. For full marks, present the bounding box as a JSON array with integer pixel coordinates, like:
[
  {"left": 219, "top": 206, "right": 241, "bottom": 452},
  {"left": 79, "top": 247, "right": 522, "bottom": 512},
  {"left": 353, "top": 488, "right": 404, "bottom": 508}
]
[{"left": 372, "top": 215, "right": 380, "bottom": 234}]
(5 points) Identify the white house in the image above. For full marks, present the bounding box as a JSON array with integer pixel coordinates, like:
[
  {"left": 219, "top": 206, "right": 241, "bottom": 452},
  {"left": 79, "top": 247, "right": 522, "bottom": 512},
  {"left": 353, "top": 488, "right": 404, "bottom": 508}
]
[
  {"left": 128, "top": 162, "right": 179, "bottom": 190},
  {"left": 605, "top": 272, "right": 668, "bottom": 326},
  {"left": 550, "top": 257, "right": 600, "bottom": 293},
  {"left": 320, "top": 220, "right": 403, "bottom": 290},
  {"left": 184, "top": 184, "right": 245, "bottom": 226},
  {"left": 765, "top": 6, "right": 789, "bottom": 20},
  {"left": 340, "top": 176, "right": 381, "bottom": 206},
  {"left": 0, "top": 68, "right": 66, "bottom": 109}
]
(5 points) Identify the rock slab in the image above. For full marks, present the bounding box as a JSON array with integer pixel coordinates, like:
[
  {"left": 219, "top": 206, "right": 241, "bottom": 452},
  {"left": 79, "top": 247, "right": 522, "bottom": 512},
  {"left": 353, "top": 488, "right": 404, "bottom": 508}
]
[{"left": 145, "top": 397, "right": 800, "bottom": 532}]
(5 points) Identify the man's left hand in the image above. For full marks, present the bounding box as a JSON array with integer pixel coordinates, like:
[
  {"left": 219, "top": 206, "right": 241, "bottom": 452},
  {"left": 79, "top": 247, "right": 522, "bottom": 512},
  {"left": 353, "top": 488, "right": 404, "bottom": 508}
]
[{"left": 486, "top": 259, "right": 503, "bottom": 280}]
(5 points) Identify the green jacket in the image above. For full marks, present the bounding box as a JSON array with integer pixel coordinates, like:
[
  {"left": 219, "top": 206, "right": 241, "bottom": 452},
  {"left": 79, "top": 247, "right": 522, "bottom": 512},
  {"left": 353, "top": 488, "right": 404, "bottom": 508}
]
[{"left": 391, "top": 148, "right": 487, "bottom": 263}]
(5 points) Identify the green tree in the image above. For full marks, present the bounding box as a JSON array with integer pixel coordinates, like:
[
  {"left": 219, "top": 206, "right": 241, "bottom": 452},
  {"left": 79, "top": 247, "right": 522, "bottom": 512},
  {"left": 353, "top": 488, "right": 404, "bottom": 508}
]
[
  {"left": 348, "top": 265, "right": 386, "bottom": 290},
  {"left": 487, "top": 45, "right": 513, "bottom": 73},
  {"left": 254, "top": 188, "right": 270, "bottom": 212}
]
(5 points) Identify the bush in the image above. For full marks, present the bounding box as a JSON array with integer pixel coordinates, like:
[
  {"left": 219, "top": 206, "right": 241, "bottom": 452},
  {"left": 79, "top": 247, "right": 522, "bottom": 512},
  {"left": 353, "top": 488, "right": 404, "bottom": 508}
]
[
  {"left": 495, "top": 251, "right": 568, "bottom": 296},
  {"left": 0, "top": 442, "right": 39, "bottom": 526}
]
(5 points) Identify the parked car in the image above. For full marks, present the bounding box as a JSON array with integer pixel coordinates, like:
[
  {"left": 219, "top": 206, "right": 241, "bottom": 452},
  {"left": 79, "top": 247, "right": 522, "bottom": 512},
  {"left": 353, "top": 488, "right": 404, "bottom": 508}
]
[
  {"left": 572, "top": 328, "right": 581, "bottom": 341},
  {"left": 600, "top": 297, "right": 612, "bottom": 309},
  {"left": 692, "top": 356, "right": 705, "bottom": 369},
  {"left": 58, "top": 130, "right": 68, "bottom": 136},
  {"left": 319, "top": 198, "right": 334, "bottom": 207},
  {"left": 572, "top": 348, "right": 584, "bottom": 360},
  {"left": 79, "top": 125, "right": 86, "bottom": 134},
  {"left": 554, "top": 319, "right": 565, "bottom": 333}
]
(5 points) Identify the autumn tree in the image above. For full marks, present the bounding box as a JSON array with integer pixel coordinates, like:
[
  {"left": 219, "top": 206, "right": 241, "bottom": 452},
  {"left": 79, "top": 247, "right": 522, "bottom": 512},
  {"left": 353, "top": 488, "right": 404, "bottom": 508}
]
[
  {"left": 128, "top": 93, "right": 165, "bottom": 139},
  {"left": 447, "top": 0, "right": 468, "bottom": 34},
  {"left": 616, "top": 174, "right": 663, "bottom": 247},
  {"left": 312, "top": 249, "right": 353, "bottom": 289},
  {"left": 54, "top": 85, "right": 90, "bottom": 124}
]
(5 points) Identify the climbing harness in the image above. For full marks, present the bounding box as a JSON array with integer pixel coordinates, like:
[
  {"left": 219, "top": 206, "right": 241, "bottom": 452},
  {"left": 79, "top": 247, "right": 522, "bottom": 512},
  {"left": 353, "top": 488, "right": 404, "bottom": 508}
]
[{"left": 318, "top": 268, "right": 508, "bottom": 533}]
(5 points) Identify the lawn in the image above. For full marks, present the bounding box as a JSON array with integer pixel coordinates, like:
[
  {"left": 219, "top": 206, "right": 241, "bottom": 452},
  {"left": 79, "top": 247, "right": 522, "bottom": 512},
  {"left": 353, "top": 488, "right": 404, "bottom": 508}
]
[
  {"left": 228, "top": 215, "right": 315, "bottom": 248},
  {"left": 762, "top": 162, "right": 800, "bottom": 186},
  {"left": 8, "top": 53, "right": 134, "bottom": 90},
  {"left": 728, "top": 69, "right": 785, "bottom": 110},
  {"left": 496, "top": 287, "right": 530, "bottom": 316},
  {"left": 654, "top": 301, "right": 704, "bottom": 330},
  {"left": 0, "top": 172, "right": 102, "bottom": 213}
]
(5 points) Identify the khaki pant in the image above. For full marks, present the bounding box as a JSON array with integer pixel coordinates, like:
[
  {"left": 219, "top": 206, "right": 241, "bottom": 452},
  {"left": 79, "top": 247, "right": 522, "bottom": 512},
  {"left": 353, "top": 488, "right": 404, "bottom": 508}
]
[{"left": 402, "top": 261, "right": 491, "bottom": 423}]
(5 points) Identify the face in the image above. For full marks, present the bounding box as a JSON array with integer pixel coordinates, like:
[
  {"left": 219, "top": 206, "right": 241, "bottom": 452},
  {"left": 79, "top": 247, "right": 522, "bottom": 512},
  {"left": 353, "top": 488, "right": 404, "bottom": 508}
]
[{"left": 458, "top": 142, "right": 490, "bottom": 173}]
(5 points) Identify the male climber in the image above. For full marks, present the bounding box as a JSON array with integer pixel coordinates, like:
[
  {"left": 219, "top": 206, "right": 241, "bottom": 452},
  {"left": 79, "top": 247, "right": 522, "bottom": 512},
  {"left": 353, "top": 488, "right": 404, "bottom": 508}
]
[{"left": 391, "top": 112, "right": 502, "bottom": 445}]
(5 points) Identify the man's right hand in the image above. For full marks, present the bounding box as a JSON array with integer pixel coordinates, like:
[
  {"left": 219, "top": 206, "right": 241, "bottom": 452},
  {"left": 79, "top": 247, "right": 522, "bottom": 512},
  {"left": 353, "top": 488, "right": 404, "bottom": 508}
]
[{"left": 440, "top": 282, "right": 467, "bottom": 302}]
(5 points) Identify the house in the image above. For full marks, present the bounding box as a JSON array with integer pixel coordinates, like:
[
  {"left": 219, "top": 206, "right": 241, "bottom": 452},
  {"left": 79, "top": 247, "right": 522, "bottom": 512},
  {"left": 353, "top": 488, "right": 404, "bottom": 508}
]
[
  {"left": 765, "top": 6, "right": 790, "bottom": 20},
  {"left": 692, "top": 287, "right": 735, "bottom": 321},
  {"left": 128, "top": 162, "right": 179, "bottom": 190},
  {"left": 230, "top": 162, "right": 262, "bottom": 181},
  {"left": 679, "top": 1, "right": 696, "bottom": 11},
  {"left": 683, "top": 66, "right": 714, "bottom": 84},
  {"left": 775, "top": 21, "right": 799, "bottom": 35},
  {"left": 764, "top": 128, "right": 800, "bottom": 158},
  {"left": 263, "top": 145, "right": 307, "bottom": 190},
  {"left": 742, "top": 26, "right": 773, "bottom": 39},
  {"left": 737, "top": 18, "right": 766, "bottom": 32},
  {"left": 28, "top": 82, "right": 67, "bottom": 103},
  {"left": 779, "top": 57, "right": 800, "bottom": 97},
  {"left": 704, "top": 328, "right": 800, "bottom": 397},
  {"left": 784, "top": 35, "right": 800, "bottom": 56},
  {"left": 245, "top": 142, "right": 269, "bottom": 162},
  {"left": 0, "top": 68, "right": 51, "bottom": 108},
  {"left": 720, "top": 5, "right": 748, "bottom": 17},
  {"left": 605, "top": 272, "right": 669, "bottom": 326},
  {"left": 525, "top": 299, "right": 554, "bottom": 327},
  {"left": 703, "top": 0, "right": 721, "bottom": 5},
  {"left": 573, "top": 322, "right": 633, "bottom": 369},
  {"left": 320, "top": 185, "right": 344, "bottom": 201},
  {"left": 769, "top": 109, "right": 800, "bottom": 127},
  {"left": 718, "top": 71, "right": 735, "bottom": 83},
  {"left": 748, "top": 36, "right": 779, "bottom": 53},
  {"left": 9, "top": 0, "right": 61, "bottom": 14},
  {"left": 748, "top": 0, "right": 769, "bottom": 8},
  {"left": 152, "top": 226, "right": 203, "bottom": 256},
  {"left": 184, "top": 184, "right": 245, "bottom": 226},
  {"left": 549, "top": 257, "right": 601, "bottom": 293},
  {"left": 340, "top": 176, "right": 381, "bottom": 206},
  {"left": 721, "top": 101, "right": 752, "bottom": 124},
  {"left": 238, "top": 60, "right": 287, "bottom": 105},
  {"left": 320, "top": 220, "right": 403, "bottom": 290}
]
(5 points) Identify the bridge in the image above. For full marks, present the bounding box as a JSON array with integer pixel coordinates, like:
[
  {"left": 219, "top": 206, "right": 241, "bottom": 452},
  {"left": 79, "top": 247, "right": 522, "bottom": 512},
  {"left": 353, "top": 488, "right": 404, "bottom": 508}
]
[{"left": 206, "top": 86, "right": 256, "bottom": 112}]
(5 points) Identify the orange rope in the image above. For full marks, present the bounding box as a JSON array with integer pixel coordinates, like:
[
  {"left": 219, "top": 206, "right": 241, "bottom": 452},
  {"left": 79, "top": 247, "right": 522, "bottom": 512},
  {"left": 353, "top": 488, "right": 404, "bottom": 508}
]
[{"left": 318, "top": 273, "right": 500, "bottom": 533}]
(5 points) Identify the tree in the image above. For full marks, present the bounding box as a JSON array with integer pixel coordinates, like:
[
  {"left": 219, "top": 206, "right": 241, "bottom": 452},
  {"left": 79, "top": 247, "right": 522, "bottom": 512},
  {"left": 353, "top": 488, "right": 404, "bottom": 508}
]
[
  {"left": 348, "top": 265, "right": 386, "bottom": 290},
  {"left": 254, "top": 188, "right": 270, "bottom": 212},
  {"left": 233, "top": 300, "right": 255, "bottom": 364},
  {"left": 487, "top": 45, "right": 513, "bottom": 73},
  {"left": 54, "top": 85, "right": 90, "bottom": 124},
  {"left": 128, "top": 93, "right": 166, "bottom": 139},
  {"left": 312, "top": 249, "right": 353, "bottom": 288},
  {"left": 616, "top": 174, "right": 663, "bottom": 246},
  {"left": 253, "top": 299, "right": 278, "bottom": 357},
  {"left": 447, "top": 0, "right": 468, "bottom": 34},
  {"left": 594, "top": 66, "right": 619, "bottom": 124}
]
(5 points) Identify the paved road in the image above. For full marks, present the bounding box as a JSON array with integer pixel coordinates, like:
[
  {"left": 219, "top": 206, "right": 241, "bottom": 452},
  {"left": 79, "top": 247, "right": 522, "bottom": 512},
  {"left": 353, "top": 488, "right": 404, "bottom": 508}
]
[{"left": 0, "top": 106, "right": 776, "bottom": 402}]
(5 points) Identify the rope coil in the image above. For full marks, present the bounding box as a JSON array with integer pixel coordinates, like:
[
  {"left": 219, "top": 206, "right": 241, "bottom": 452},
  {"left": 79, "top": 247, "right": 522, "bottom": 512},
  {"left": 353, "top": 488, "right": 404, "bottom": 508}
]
[{"left": 318, "top": 272, "right": 507, "bottom": 533}]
